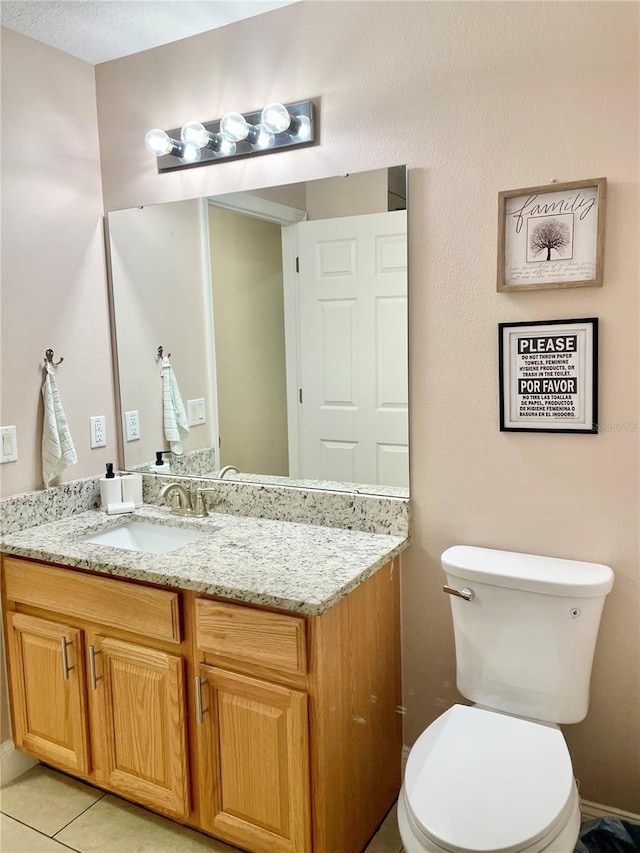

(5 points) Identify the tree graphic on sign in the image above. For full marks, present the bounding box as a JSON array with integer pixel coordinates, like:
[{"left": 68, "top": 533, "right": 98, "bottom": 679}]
[{"left": 528, "top": 217, "right": 571, "bottom": 261}]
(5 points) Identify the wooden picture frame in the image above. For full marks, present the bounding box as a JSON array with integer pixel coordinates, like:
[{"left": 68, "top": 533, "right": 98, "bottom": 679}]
[
  {"left": 499, "top": 318, "right": 598, "bottom": 434},
  {"left": 497, "top": 178, "right": 606, "bottom": 292}
]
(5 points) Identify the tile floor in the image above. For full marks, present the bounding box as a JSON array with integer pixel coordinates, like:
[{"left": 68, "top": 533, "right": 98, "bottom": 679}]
[{"left": 0, "top": 765, "right": 403, "bottom": 853}]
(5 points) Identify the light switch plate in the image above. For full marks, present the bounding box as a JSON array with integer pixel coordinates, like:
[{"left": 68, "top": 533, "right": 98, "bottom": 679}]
[
  {"left": 125, "top": 410, "right": 140, "bottom": 441},
  {"left": 90, "top": 415, "right": 107, "bottom": 448},
  {"left": 187, "top": 398, "right": 206, "bottom": 426},
  {"left": 0, "top": 426, "right": 18, "bottom": 462}
]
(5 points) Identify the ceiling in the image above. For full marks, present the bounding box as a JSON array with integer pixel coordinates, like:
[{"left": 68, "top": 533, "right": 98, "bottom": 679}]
[{"left": 0, "top": 0, "right": 299, "bottom": 65}]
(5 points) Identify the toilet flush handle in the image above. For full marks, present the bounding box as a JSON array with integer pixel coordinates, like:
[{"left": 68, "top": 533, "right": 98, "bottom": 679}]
[{"left": 443, "top": 585, "right": 474, "bottom": 601}]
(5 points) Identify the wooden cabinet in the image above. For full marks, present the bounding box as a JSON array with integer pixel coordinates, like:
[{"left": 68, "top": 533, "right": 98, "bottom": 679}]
[
  {"left": 3, "top": 558, "right": 189, "bottom": 820},
  {"left": 196, "top": 667, "right": 311, "bottom": 853},
  {"left": 6, "top": 612, "right": 90, "bottom": 775},
  {"left": 2, "top": 553, "right": 402, "bottom": 853},
  {"left": 194, "top": 598, "right": 312, "bottom": 852},
  {"left": 89, "top": 636, "right": 189, "bottom": 818}
]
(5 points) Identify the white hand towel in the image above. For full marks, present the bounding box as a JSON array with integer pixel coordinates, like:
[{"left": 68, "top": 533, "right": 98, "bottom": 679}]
[
  {"left": 41, "top": 362, "right": 77, "bottom": 487},
  {"left": 161, "top": 356, "right": 189, "bottom": 455}
]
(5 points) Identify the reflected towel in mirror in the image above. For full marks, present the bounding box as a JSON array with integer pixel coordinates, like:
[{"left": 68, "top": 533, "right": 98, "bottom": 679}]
[
  {"left": 41, "top": 362, "right": 77, "bottom": 487},
  {"left": 161, "top": 356, "right": 189, "bottom": 454}
]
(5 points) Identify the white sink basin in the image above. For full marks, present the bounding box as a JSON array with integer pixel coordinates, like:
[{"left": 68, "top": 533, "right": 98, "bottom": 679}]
[{"left": 82, "top": 520, "right": 208, "bottom": 555}]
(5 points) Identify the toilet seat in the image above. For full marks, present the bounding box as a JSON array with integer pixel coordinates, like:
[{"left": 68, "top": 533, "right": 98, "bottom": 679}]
[{"left": 403, "top": 705, "right": 576, "bottom": 853}]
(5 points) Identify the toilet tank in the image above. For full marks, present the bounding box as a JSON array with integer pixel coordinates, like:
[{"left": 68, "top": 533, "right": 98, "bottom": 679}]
[{"left": 441, "top": 546, "right": 614, "bottom": 724}]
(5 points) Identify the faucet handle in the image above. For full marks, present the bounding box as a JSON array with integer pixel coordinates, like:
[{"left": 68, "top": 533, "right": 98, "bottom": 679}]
[
  {"left": 193, "top": 487, "right": 220, "bottom": 518},
  {"left": 168, "top": 490, "right": 183, "bottom": 511},
  {"left": 192, "top": 490, "right": 207, "bottom": 517}
]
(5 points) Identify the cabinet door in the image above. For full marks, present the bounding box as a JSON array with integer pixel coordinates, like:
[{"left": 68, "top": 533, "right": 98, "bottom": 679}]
[
  {"left": 90, "top": 636, "right": 189, "bottom": 819},
  {"left": 6, "top": 613, "right": 90, "bottom": 774},
  {"left": 196, "top": 666, "right": 311, "bottom": 853}
]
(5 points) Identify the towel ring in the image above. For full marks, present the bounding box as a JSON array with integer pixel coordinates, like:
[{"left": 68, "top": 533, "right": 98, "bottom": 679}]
[
  {"left": 44, "top": 348, "right": 64, "bottom": 367},
  {"left": 157, "top": 346, "right": 171, "bottom": 360}
]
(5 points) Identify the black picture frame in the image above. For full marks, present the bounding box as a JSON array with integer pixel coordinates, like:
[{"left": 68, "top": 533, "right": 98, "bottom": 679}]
[{"left": 499, "top": 318, "right": 598, "bottom": 433}]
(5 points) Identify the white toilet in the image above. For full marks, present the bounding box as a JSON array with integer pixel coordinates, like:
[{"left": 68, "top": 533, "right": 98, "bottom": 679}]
[{"left": 398, "top": 545, "right": 614, "bottom": 853}]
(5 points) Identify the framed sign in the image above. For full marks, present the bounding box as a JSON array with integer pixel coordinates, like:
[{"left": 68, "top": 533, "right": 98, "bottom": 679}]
[
  {"left": 497, "top": 178, "right": 606, "bottom": 292},
  {"left": 499, "top": 318, "right": 598, "bottom": 434}
]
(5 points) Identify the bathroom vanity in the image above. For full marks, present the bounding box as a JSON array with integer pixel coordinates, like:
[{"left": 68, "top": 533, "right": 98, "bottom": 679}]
[{"left": 1, "top": 506, "right": 407, "bottom": 853}]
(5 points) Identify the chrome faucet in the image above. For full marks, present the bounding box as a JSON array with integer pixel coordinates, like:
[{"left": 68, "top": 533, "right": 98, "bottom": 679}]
[
  {"left": 158, "top": 482, "right": 218, "bottom": 518},
  {"left": 218, "top": 465, "right": 239, "bottom": 479}
]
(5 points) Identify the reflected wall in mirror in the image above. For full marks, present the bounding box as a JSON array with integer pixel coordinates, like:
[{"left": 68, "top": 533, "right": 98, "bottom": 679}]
[{"left": 107, "top": 166, "right": 409, "bottom": 495}]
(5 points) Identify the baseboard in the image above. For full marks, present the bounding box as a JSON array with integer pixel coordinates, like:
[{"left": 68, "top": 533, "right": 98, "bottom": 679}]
[
  {"left": 580, "top": 799, "right": 640, "bottom": 823},
  {"left": 0, "top": 740, "right": 38, "bottom": 787}
]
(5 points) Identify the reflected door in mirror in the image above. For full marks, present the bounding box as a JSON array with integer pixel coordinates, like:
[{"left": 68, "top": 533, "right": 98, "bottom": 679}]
[{"left": 296, "top": 211, "right": 408, "bottom": 488}]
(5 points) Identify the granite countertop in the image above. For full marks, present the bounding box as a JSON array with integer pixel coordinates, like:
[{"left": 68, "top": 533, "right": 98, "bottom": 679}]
[{"left": 0, "top": 505, "right": 409, "bottom": 616}]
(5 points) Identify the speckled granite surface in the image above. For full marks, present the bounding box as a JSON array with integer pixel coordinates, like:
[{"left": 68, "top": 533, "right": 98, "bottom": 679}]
[
  {"left": 143, "top": 475, "right": 410, "bottom": 537},
  {"left": 1, "top": 505, "right": 409, "bottom": 615},
  {"left": 2, "top": 472, "right": 409, "bottom": 538},
  {"left": 199, "top": 470, "right": 409, "bottom": 499},
  {"left": 131, "top": 446, "right": 218, "bottom": 477},
  {"left": 1, "top": 478, "right": 101, "bottom": 536}
]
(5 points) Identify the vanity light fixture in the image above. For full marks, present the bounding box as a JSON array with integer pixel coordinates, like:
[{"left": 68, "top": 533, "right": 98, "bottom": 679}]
[{"left": 144, "top": 100, "right": 316, "bottom": 172}]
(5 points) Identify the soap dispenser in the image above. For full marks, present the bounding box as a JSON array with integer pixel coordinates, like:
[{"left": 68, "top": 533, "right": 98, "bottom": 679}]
[
  {"left": 99, "top": 463, "right": 122, "bottom": 510},
  {"left": 150, "top": 450, "right": 172, "bottom": 474}
]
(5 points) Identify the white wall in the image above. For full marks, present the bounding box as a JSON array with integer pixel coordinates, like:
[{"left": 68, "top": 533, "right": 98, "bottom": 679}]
[
  {"left": 95, "top": 1, "right": 639, "bottom": 810},
  {"left": 0, "top": 27, "right": 116, "bottom": 498},
  {"left": 0, "top": 27, "right": 116, "bottom": 741},
  {"left": 108, "top": 200, "right": 213, "bottom": 466},
  {"left": 208, "top": 206, "right": 289, "bottom": 474}
]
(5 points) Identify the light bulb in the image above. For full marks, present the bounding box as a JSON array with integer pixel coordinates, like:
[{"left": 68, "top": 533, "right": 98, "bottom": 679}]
[
  {"left": 214, "top": 137, "right": 237, "bottom": 158},
  {"left": 144, "top": 129, "right": 174, "bottom": 156},
  {"left": 180, "top": 143, "right": 201, "bottom": 163},
  {"left": 220, "top": 112, "right": 251, "bottom": 142},
  {"left": 261, "top": 103, "right": 292, "bottom": 134},
  {"left": 292, "top": 114, "right": 311, "bottom": 142},
  {"left": 181, "top": 121, "right": 210, "bottom": 148},
  {"left": 251, "top": 124, "right": 275, "bottom": 151}
]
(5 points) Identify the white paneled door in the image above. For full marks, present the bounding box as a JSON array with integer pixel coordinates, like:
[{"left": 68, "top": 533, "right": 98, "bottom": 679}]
[{"left": 296, "top": 210, "right": 408, "bottom": 488}]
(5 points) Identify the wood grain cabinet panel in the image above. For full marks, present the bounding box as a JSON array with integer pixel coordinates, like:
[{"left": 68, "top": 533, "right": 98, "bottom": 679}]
[
  {"left": 3, "top": 558, "right": 181, "bottom": 643},
  {"left": 196, "top": 666, "right": 311, "bottom": 853},
  {"left": 89, "top": 637, "right": 189, "bottom": 819},
  {"left": 6, "top": 612, "right": 90, "bottom": 774},
  {"left": 195, "top": 600, "right": 307, "bottom": 677}
]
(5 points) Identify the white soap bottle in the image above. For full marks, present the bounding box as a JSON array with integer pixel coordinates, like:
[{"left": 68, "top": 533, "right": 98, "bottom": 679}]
[
  {"left": 149, "top": 450, "right": 171, "bottom": 474},
  {"left": 99, "top": 463, "right": 122, "bottom": 510}
]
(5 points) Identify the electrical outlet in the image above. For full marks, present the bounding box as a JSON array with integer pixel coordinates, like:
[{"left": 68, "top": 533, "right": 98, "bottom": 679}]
[
  {"left": 90, "top": 415, "right": 107, "bottom": 448},
  {"left": 0, "top": 426, "right": 18, "bottom": 463},
  {"left": 125, "top": 410, "right": 140, "bottom": 442},
  {"left": 187, "top": 398, "right": 206, "bottom": 426}
]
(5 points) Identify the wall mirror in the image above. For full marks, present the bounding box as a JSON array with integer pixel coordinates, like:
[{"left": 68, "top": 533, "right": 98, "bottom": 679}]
[{"left": 107, "top": 165, "right": 409, "bottom": 496}]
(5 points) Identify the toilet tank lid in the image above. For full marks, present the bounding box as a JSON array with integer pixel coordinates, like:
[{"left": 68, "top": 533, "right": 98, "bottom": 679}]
[{"left": 442, "top": 545, "right": 614, "bottom": 597}]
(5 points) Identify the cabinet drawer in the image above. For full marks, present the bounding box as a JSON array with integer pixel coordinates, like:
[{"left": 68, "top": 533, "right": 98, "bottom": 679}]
[
  {"left": 3, "top": 557, "right": 181, "bottom": 643},
  {"left": 195, "top": 599, "right": 307, "bottom": 676}
]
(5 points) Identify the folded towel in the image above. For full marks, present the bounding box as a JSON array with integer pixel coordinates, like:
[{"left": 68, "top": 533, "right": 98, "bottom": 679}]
[
  {"left": 161, "top": 356, "right": 189, "bottom": 455},
  {"left": 41, "top": 362, "right": 77, "bottom": 487}
]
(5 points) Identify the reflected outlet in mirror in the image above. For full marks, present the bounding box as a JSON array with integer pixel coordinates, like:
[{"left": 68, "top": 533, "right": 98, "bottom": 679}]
[{"left": 106, "top": 166, "right": 409, "bottom": 496}]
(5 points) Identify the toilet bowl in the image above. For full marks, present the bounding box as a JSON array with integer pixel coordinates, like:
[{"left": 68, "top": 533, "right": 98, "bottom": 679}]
[
  {"left": 397, "top": 546, "right": 614, "bottom": 853},
  {"left": 397, "top": 705, "right": 581, "bottom": 853}
]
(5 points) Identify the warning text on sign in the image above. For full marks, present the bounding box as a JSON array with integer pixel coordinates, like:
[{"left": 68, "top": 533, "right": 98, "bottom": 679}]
[
  {"left": 518, "top": 377, "right": 578, "bottom": 395},
  {"left": 517, "top": 335, "right": 578, "bottom": 354}
]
